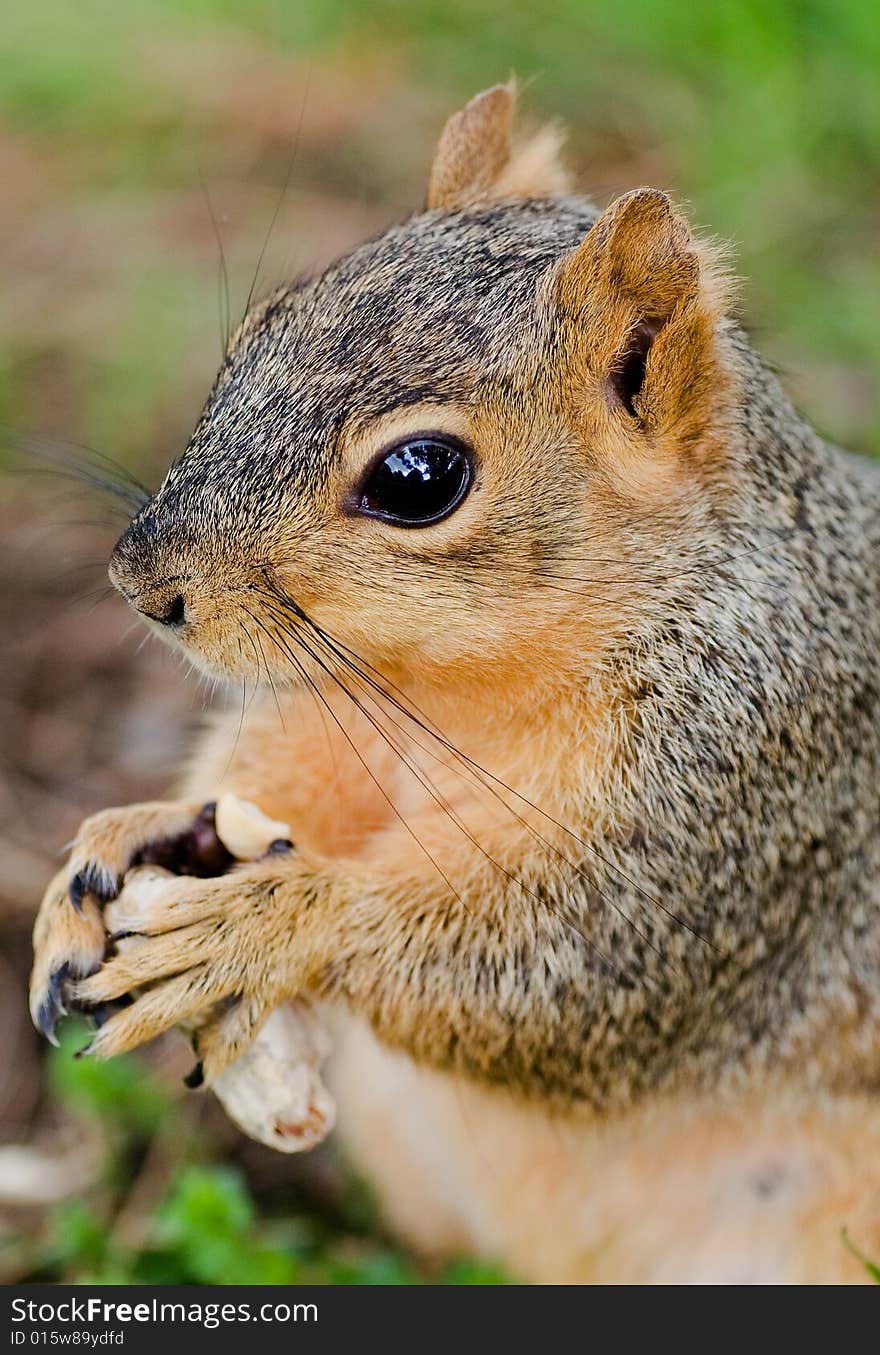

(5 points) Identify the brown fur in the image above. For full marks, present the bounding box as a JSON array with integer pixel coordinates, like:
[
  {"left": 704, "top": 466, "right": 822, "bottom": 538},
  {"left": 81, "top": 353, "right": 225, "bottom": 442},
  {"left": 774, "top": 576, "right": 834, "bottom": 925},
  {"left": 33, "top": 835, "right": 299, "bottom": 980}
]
[
  {"left": 427, "top": 82, "right": 571, "bottom": 209},
  {"left": 30, "top": 87, "right": 880, "bottom": 1282},
  {"left": 332, "top": 1018, "right": 880, "bottom": 1283}
]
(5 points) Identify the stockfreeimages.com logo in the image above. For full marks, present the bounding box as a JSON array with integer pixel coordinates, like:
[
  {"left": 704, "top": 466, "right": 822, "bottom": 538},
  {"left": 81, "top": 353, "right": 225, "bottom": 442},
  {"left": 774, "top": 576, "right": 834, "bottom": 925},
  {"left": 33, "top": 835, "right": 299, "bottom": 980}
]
[{"left": 11, "top": 1298, "right": 317, "bottom": 1332}]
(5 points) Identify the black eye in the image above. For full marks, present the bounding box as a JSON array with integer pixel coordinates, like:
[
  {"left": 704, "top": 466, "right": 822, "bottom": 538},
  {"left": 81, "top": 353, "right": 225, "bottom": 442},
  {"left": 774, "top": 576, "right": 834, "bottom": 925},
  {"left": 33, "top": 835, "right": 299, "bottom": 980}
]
[{"left": 355, "top": 435, "right": 472, "bottom": 527}]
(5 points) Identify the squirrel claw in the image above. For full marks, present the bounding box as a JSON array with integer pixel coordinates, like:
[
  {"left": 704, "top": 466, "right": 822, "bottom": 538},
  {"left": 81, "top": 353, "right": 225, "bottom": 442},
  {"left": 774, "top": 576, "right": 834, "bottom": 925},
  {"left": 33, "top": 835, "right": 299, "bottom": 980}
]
[
  {"left": 183, "top": 1061, "right": 204, "bottom": 1089},
  {"left": 34, "top": 963, "right": 70, "bottom": 1046},
  {"left": 69, "top": 863, "right": 119, "bottom": 913}
]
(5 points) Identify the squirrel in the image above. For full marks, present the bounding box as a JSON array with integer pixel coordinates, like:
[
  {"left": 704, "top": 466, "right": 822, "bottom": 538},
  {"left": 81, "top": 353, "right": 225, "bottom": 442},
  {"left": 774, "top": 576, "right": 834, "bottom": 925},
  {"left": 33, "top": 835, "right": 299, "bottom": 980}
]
[{"left": 29, "top": 83, "right": 880, "bottom": 1283}]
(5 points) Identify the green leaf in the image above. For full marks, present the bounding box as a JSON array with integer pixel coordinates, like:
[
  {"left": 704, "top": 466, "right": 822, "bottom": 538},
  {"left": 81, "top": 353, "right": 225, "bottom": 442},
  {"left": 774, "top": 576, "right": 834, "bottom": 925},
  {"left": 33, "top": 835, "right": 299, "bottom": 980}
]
[
  {"left": 842, "top": 1229, "right": 880, "bottom": 1283},
  {"left": 47, "top": 1021, "right": 174, "bottom": 1138},
  {"left": 438, "top": 1257, "right": 511, "bottom": 1285},
  {"left": 152, "top": 1166, "right": 299, "bottom": 1284},
  {"left": 42, "top": 1201, "right": 111, "bottom": 1274}
]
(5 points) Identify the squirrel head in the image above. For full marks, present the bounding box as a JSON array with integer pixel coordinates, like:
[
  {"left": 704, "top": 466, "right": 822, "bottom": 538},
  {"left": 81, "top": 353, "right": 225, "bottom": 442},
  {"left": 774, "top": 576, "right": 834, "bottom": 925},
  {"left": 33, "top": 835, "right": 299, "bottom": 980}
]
[{"left": 110, "top": 84, "right": 736, "bottom": 694}]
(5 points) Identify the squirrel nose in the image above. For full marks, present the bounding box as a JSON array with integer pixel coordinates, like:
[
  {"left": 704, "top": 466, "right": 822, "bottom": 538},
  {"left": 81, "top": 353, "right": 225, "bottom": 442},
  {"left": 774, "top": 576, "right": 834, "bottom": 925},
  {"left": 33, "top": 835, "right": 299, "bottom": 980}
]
[
  {"left": 115, "top": 580, "right": 187, "bottom": 627},
  {"left": 109, "top": 556, "right": 187, "bottom": 627},
  {"left": 109, "top": 518, "right": 187, "bottom": 627},
  {"left": 139, "top": 591, "right": 186, "bottom": 627}
]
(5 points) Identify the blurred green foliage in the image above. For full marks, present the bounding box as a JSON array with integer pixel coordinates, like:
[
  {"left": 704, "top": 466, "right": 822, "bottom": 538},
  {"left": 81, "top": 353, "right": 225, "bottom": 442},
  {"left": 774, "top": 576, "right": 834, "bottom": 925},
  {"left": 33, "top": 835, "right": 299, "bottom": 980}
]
[
  {"left": 32, "top": 1025, "right": 875, "bottom": 1283},
  {"left": 48, "top": 1023, "right": 176, "bottom": 1141},
  {"left": 0, "top": 0, "right": 878, "bottom": 463},
  {"left": 30, "top": 1023, "right": 508, "bottom": 1284}
]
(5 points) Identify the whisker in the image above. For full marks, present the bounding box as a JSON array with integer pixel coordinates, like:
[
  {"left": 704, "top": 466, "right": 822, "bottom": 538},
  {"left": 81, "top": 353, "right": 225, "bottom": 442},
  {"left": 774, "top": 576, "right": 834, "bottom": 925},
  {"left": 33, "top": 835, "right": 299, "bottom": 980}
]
[
  {"left": 254, "top": 602, "right": 634, "bottom": 979},
  {"left": 244, "top": 609, "right": 485, "bottom": 927},
  {"left": 222, "top": 631, "right": 253, "bottom": 776},
  {"left": 253, "top": 630, "right": 286, "bottom": 735},
  {"left": 199, "top": 166, "right": 232, "bottom": 358},
  {"left": 245, "top": 601, "right": 340, "bottom": 753},
  {"left": 262, "top": 598, "right": 675, "bottom": 978},
  {"left": 243, "top": 65, "right": 313, "bottom": 321},
  {"left": 3, "top": 427, "right": 151, "bottom": 512},
  {"left": 260, "top": 580, "right": 714, "bottom": 954}
]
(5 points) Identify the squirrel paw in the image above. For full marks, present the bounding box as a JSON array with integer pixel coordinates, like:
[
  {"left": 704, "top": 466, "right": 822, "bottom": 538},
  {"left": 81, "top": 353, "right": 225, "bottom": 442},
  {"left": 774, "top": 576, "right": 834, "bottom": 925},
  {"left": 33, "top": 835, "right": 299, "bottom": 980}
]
[
  {"left": 71, "top": 865, "right": 292, "bottom": 1062},
  {"left": 191, "top": 995, "right": 270, "bottom": 1085},
  {"left": 29, "top": 798, "right": 221, "bottom": 1043},
  {"left": 30, "top": 867, "right": 106, "bottom": 1045}
]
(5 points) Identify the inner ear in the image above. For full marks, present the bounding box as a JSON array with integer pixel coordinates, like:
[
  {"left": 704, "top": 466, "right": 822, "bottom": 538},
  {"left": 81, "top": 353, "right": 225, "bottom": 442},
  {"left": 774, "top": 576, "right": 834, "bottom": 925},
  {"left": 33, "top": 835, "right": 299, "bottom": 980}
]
[{"left": 608, "top": 317, "right": 665, "bottom": 418}]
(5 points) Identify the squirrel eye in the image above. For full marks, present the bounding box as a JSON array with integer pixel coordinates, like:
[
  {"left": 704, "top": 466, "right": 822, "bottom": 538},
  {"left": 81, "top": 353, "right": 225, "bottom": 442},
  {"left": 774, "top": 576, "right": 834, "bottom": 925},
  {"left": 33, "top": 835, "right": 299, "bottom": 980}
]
[{"left": 355, "top": 435, "right": 472, "bottom": 527}]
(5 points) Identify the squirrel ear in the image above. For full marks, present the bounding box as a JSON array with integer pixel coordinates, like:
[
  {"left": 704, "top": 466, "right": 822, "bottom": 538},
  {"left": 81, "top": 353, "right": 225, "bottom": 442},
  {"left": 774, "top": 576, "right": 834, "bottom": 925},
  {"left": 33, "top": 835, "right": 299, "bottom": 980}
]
[
  {"left": 553, "top": 189, "right": 731, "bottom": 431},
  {"left": 427, "top": 82, "right": 571, "bottom": 210}
]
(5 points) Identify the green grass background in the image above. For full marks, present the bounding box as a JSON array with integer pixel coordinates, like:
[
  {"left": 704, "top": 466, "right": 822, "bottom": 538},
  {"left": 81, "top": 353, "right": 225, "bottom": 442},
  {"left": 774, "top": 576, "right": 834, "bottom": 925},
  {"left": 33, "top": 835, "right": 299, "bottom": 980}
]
[
  {"left": 1, "top": 0, "right": 878, "bottom": 468},
  {"left": 2, "top": 0, "right": 879, "bottom": 1284}
]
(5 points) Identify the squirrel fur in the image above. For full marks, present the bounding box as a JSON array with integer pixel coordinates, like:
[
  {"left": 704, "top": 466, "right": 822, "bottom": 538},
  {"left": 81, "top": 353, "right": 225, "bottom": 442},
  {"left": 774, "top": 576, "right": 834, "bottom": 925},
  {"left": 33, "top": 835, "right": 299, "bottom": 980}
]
[{"left": 30, "top": 84, "right": 880, "bottom": 1283}]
